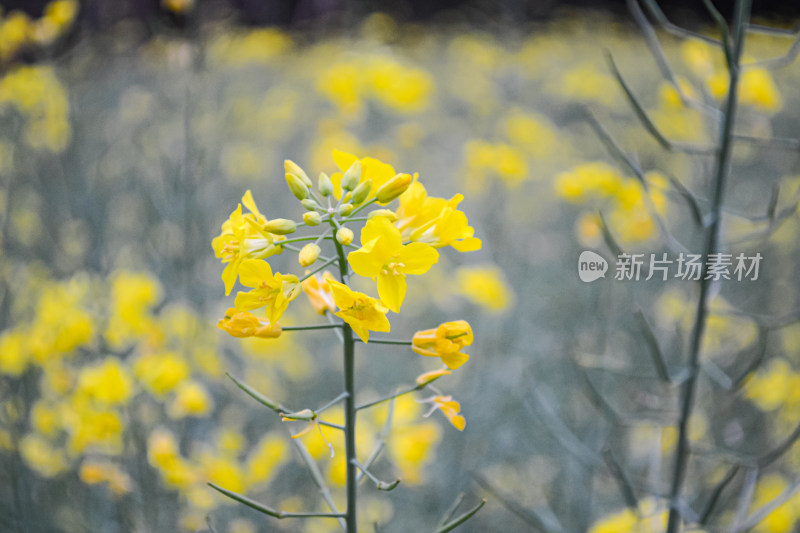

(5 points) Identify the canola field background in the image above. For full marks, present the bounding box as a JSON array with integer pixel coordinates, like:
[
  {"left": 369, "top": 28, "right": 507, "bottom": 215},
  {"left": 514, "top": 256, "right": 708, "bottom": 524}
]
[{"left": 2, "top": 2, "right": 800, "bottom": 532}]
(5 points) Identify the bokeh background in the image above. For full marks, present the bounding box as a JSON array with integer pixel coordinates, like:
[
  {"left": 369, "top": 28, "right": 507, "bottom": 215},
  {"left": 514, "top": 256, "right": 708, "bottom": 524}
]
[{"left": 2, "top": 1, "right": 800, "bottom": 532}]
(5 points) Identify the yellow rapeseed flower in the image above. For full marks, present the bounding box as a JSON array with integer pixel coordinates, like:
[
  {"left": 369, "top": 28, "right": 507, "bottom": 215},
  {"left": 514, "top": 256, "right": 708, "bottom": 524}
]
[
  {"left": 412, "top": 320, "right": 473, "bottom": 370},
  {"left": 327, "top": 279, "right": 390, "bottom": 343},
  {"left": 233, "top": 259, "right": 300, "bottom": 325},
  {"left": 217, "top": 307, "right": 282, "bottom": 338},
  {"left": 348, "top": 217, "right": 439, "bottom": 312}
]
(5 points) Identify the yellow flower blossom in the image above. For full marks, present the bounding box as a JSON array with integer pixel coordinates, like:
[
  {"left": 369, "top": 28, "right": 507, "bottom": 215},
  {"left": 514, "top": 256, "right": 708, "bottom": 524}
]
[
  {"left": 134, "top": 351, "right": 190, "bottom": 396},
  {"left": 348, "top": 217, "right": 439, "bottom": 312},
  {"left": 0, "top": 329, "right": 29, "bottom": 376},
  {"left": 20, "top": 434, "right": 67, "bottom": 477},
  {"left": 168, "top": 380, "right": 214, "bottom": 419},
  {"left": 217, "top": 307, "right": 282, "bottom": 338},
  {"left": 415, "top": 368, "right": 452, "bottom": 386},
  {"left": 75, "top": 357, "right": 135, "bottom": 406},
  {"left": 412, "top": 320, "right": 473, "bottom": 370},
  {"left": 455, "top": 265, "right": 512, "bottom": 312},
  {"left": 301, "top": 271, "right": 337, "bottom": 315},
  {"left": 212, "top": 190, "right": 283, "bottom": 295},
  {"left": 394, "top": 181, "right": 481, "bottom": 252},
  {"left": 79, "top": 460, "right": 133, "bottom": 496},
  {"left": 330, "top": 149, "right": 398, "bottom": 201},
  {"left": 327, "top": 279, "right": 390, "bottom": 343},
  {"left": 246, "top": 433, "right": 288, "bottom": 486},
  {"left": 426, "top": 395, "right": 466, "bottom": 431},
  {"left": 233, "top": 259, "right": 300, "bottom": 325}
]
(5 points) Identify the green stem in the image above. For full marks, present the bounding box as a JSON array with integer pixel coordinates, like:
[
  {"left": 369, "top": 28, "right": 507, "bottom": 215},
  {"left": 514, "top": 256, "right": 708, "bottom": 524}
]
[
  {"left": 665, "top": 1, "right": 750, "bottom": 531},
  {"left": 356, "top": 384, "right": 422, "bottom": 411},
  {"left": 333, "top": 231, "right": 358, "bottom": 533},
  {"left": 282, "top": 324, "right": 343, "bottom": 331},
  {"left": 353, "top": 338, "right": 412, "bottom": 345}
]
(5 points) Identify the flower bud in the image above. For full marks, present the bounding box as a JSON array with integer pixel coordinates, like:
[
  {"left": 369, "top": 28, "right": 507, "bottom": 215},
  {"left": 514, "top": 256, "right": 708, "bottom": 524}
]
[
  {"left": 336, "top": 227, "right": 354, "bottom": 246},
  {"left": 350, "top": 179, "right": 372, "bottom": 205},
  {"left": 338, "top": 203, "right": 354, "bottom": 216},
  {"left": 341, "top": 160, "right": 361, "bottom": 191},
  {"left": 284, "top": 160, "right": 312, "bottom": 187},
  {"left": 301, "top": 198, "right": 321, "bottom": 211},
  {"left": 367, "top": 209, "right": 398, "bottom": 222},
  {"left": 376, "top": 173, "right": 412, "bottom": 203},
  {"left": 286, "top": 172, "right": 310, "bottom": 200},
  {"left": 263, "top": 218, "right": 296, "bottom": 235},
  {"left": 299, "top": 243, "right": 321, "bottom": 267},
  {"left": 318, "top": 172, "right": 333, "bottom": 197},
  {"left": 303, "top": 212, "right": 322, "bottom": 226}
]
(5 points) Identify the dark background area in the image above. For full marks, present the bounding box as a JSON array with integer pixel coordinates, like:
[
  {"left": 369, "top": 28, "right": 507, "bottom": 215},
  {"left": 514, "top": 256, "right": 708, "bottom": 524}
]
[{"left": 4, "top": 0, "right": 799, "bottom": 28}]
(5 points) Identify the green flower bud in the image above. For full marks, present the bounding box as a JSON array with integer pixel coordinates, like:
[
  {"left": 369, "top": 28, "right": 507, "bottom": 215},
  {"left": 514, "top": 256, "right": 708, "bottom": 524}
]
[
  {"left": 286, "top": 172, "right": 310, "bottom": 200},
  {"left": 263, "top": 218, "right": 296, "bottom": 235},
  {"left": 350, "top": 179, "right": 372, "bottom": 205},
  {"left": 341, "top": 160, "right": 361, "bottom": 191},
  {"left": 318, "top": 172, "right": 333, "bottom": 197},
  {"left": 301, "top": 199, "right": 321, "bottom": 211},
  {"left": 376, "top": 173, "right": 412, "bottom": 204},
  {"left": 284, "top": 160, "right": 312, "bottom": 187},
  {"left": 336, "top": 227, "right": 354, "bottom": 246},
  {"left": 368, "top": 209, "right": 398, "bottom": 222},
  {"left": 338, "top": 203, "right": 354, "bottom": 216},
  {"left": 303, "top": 212, "right": 322, "bottom": 226}
]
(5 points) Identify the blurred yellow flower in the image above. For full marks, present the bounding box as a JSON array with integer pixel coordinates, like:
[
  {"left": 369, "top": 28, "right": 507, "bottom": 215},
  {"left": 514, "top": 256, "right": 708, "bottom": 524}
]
[
  {"left": 76, "top": 357, "right": 135, "bottom": 406},
  {"left": 169, "top": 380, "right": 214, "bottom": 419},
  {"left": 426, "top": 395, "right": 466, "bottom": 431},
  {"left": 455, "top": 265, "right": 512, "bottom": 312}
]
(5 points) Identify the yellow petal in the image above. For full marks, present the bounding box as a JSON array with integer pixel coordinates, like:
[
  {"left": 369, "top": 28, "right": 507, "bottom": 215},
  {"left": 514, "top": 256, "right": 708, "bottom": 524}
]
[
  {"left": 377, "top": 274, "right": 406, "bottom": 313},
  {"left": 397, "top": 243, "right": 439, "bottom": 275}
]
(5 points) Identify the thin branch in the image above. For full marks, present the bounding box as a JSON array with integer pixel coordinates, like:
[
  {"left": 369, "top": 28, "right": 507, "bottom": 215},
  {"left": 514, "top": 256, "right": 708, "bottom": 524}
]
[
  {"left": 639, "top": 0, "right": 723, "bottom": 45},
  {"left": 628, "top": 0, "right": 721, "bottom": 116},
  {"left": 635, "top": 308, "right": 672, "bottom": 384},
  {"left": 317, "top": 392, "right": 350, "bottom": 414},
  {"left": 665, "top": 174, "right": 704, "bottom": 227},
  {"left": 757, "top": 418, "right": 800, "bottom": 468},
  {"left": 605, "top": 52, "right": 717, "bottom": 156},
  {"left": 208, "top": 483, "right": 346, "bottom": 519},
  {"left": 472, "top": 472, "right": 564, "bottom": 533},
  {"left": 283, "top": 323, "right": 344, "bottom": 331},
  {"left": 730, "top": 468, "right": 758, "bottom": 533},
  {"left": 227, "top": 373, "right": 287, "bottom": 412},
  {"left": 602, "top": 446, "right": 639, "bottom": 509},
  {"left": 358, "top": 398, "right": 395, "bottom": 484},
  {"left": 698, "top": 465, "right": 739, "bottom": 524},
  {"left": 742, "top": 477, "right": 800, "bottom": 530},
  {"left": 291, "top": 438, "right": 348, "bottom": 530},
  {"left": 437, "top": 493, "right": 466, "bottom": 529},
  {"left": 354, "top": 338, "right": 413, "bottom": 345},
  {"left": 351, "top": 460, "right": 400, "bottom": 491},
  {"left": 435, "top": 499, "right": 486, "bottom": 533},
  {"left": 356, "top": 384, "right": 422, "bottom": 411}
]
